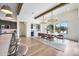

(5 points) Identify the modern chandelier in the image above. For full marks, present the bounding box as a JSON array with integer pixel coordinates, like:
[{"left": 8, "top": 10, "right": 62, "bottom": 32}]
[{"left": 1, "top": 5, "right": 13, "bottom": 14}]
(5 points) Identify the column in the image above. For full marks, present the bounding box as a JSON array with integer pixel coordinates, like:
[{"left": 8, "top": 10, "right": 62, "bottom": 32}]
[{"left": 17, "top": 20, "right": 20, "bottom": 39}]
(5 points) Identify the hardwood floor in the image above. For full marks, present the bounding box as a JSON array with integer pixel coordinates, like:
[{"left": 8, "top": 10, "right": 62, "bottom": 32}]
[{"left": 20, "top": 37, "right": 59, "bottom": 56}]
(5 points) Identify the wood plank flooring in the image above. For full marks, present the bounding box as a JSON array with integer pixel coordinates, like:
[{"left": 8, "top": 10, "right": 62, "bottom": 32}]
[{"left": 20, "top": 37, "right": 59, "bottom": 56}]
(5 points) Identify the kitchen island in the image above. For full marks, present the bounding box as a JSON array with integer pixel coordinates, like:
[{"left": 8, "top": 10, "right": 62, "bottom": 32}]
[{"left": 0, "top": 34, "right": 12, "bottom": 56}]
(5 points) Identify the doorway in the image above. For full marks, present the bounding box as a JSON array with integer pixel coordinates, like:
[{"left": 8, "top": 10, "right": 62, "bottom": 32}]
[{"left": 19, "top": 22, "right": 26, "bottom": 37}]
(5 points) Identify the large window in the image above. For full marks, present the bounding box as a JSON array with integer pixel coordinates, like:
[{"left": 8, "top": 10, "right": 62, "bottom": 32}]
[{"left": 55, "top": 21, "right": 68, "bottom": 34}]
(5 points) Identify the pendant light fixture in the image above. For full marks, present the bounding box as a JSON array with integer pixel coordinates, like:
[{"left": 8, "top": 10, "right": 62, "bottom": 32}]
[
  {"left": 5, "top": 14, "right": 14, "bottom": 19},
  {"left": 40, "top": 16, "right": 47, "bottom": 24},
  {"left": 1, "top": 5, "right": 13, "bottom": 14},
  {"left": 47, "top": 11, "right": 57, "bottom": 22}
]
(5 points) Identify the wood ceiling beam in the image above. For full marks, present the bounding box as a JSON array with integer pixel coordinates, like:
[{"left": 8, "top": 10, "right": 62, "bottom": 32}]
[
  {"left": 34, "top": 3, "right": 68, "bottom": 19},
  {"left": 17, "top": 3, "right": 23, "bottom": 15}
]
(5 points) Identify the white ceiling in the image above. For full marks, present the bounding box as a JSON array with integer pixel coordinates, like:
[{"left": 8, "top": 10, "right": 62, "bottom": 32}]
[
  {"left": 0, "top": 3, "right": 78, "bottom": 23},
  {"left": 18, "top": 3, "right": 78, "bottom": 23},
  {"left": 18, "top": 3, "right": 59, "bottom": 20},
  {"left": 53, "top": 3, "right": 78, "bottom": 16}
]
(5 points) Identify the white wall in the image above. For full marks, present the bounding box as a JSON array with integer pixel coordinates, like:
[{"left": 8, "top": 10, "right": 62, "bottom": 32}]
[
  {"left": 17, "top": 16, "right": 27, "bottom": 38},
  {"left": 17, "top": 4, "right": 79, "bottom": 39},
  {"left": 77, "top": 5, "right": 79, "bottom": 41},
  {"left": 53, "top": 9, "right": 79, "bottom": 40},
  {"left": 40, "top": 24, "right": 47, "bottom": 33},
  {"left": 26, "top": 22, "right": 31, "bottom": 37}
]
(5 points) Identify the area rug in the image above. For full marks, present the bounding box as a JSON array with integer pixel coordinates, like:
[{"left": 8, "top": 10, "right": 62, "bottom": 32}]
[{"left": 35, "top": 38, "right": 68, "bottom": 51}]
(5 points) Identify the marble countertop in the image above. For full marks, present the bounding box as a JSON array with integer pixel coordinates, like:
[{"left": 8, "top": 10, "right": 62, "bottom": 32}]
[{"left": 0, "top": 34, "right": 12, "bottom": 56}]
